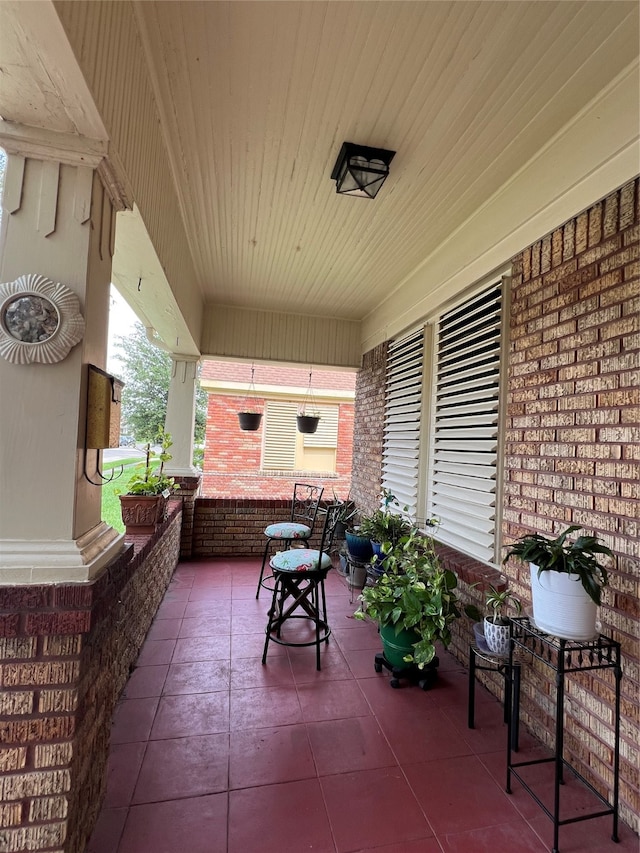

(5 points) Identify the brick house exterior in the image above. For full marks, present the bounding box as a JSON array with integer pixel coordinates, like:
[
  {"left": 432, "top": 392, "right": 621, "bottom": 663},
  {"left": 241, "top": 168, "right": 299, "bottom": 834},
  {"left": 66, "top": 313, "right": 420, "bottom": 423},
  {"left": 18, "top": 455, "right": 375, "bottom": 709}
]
[
  {"left": 199, "top": 361, "right": 355, "bottom": 500},
  {"left": 350, "top": 178, "right": 640, "bottom": 832}
]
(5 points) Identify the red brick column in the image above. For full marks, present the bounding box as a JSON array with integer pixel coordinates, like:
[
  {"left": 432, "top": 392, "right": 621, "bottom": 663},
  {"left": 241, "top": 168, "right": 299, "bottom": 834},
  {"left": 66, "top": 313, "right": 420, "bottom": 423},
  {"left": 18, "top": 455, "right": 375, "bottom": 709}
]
[
  {"left": 350, "top": 343, "right": 387, "bottom": 516},
  {"left": 173, "top": 474, "right": 202, "bottom": 559}
]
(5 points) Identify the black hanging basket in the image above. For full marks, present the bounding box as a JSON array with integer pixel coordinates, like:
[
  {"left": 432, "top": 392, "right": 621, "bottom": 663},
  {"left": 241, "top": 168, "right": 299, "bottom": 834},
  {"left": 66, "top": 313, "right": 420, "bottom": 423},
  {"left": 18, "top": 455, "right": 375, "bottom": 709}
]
[
  {"left": 238, "top": 411, "right": 263, "bottom": 431},
  {"left": 297, "top": 414, "right": 320, "bottom": 434}
]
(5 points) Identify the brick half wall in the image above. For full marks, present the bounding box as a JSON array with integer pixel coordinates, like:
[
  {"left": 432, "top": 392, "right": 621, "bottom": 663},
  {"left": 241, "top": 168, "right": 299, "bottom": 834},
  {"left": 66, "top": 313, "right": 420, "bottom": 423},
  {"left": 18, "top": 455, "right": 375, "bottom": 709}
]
[
  {"left": 192, "top": 498, "right": 330, "bottom": 557},
  {"left": 0, "top": 504, "right": 182, "bottom": 853}
]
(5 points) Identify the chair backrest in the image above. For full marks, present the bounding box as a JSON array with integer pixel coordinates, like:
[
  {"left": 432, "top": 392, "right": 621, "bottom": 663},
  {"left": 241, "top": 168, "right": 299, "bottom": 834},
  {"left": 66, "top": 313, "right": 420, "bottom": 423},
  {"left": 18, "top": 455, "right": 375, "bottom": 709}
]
[
  {"left": 316, "top": 501, "right": 345, "bottom": 557},
  {"left": 290, "top": 483, "right": 324, "bottom": 531}
]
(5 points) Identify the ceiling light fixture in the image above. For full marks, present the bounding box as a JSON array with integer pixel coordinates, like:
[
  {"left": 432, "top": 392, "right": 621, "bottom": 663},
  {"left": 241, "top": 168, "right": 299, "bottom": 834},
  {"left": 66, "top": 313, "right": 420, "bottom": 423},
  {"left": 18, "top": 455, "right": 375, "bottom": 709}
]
[{"left": 330, "top": 142, "right": 396, "bottom": 199}]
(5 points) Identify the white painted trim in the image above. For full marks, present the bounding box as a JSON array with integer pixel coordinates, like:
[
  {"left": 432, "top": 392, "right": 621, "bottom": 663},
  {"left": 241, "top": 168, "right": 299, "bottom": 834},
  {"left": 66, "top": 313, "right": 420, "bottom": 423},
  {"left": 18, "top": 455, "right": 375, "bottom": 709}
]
[
  {"left": 199, "top": 379, "right": 355, "bottom": 402},
  {"left": 0, "top": 120, "right": 107, "bottom": 168},
  {"left": 163, "top": 466, "right": 199, "bottom": 477},
  {"left": 0, "top": 523, "right": 123, "bottom": 584}
]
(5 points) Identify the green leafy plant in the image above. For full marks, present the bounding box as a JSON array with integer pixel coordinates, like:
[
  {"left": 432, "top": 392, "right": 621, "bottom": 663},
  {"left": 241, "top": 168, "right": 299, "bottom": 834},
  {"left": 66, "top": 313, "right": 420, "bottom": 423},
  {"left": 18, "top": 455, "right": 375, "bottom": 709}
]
[
  {"left": 359, "top": 490, "right": 411, "bottom": 548},
  {"left": 503, "top": 525, "right": 612, "bottom": 606},
  {"left": 331, "top": 491, "right": 358, "bottom": 528},
  {"left": 484, "top": 584, "right": 522, "bottom": 625},
  {"left": 355, "top": 527, "right": 461, "bottom": 668},
  {"left": 118, "top": 428, "right": 178, "bottom": 496}
]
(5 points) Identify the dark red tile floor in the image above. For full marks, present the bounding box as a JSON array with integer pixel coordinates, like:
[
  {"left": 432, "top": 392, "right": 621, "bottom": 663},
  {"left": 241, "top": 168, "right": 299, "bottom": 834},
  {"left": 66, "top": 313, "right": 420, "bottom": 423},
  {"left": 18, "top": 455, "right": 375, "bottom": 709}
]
[{"left": 87, "top": 558, "right": 636, "bottom": 853}]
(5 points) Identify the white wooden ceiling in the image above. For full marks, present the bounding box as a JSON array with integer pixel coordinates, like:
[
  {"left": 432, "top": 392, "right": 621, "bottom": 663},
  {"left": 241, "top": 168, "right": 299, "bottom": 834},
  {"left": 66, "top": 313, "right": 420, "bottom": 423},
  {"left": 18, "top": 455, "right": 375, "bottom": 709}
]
[
  {"left": 132, "top": 0, "right": 639, "bottom": 322},
  {"left": 1, "top": 1, "right": 639, "bottom": 332}
]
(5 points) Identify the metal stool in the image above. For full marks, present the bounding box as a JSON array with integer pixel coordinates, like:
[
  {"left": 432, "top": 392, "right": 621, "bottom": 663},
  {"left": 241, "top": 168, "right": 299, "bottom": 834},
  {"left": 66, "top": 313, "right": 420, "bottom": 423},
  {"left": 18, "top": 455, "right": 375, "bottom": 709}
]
[
  {"left": 262, "top": 502, "right": 342, "bottom": 671},
  {"left": 256, "top": 483, "right": 324, "bottom": 598}
]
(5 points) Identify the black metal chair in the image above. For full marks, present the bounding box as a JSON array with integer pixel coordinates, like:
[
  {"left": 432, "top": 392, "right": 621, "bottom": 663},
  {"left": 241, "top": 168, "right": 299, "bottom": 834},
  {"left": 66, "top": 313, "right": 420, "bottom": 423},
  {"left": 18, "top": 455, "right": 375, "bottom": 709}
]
[
  {"left": 255, "top": 483, "right": 324, "bottom": 598},
  {"left": 262, "top": 502, "right": 343, "bottom": 671}
]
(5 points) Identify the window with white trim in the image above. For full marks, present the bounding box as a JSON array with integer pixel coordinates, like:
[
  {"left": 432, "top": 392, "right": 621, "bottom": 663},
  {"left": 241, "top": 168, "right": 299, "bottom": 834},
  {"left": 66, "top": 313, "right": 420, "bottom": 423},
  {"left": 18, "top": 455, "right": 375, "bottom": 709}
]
[
  {"left": 428, "top": 281, "right": 504, "bottom": 564},
  {"left": 262, "top": 400, "right": 339, "bottom": 473}
]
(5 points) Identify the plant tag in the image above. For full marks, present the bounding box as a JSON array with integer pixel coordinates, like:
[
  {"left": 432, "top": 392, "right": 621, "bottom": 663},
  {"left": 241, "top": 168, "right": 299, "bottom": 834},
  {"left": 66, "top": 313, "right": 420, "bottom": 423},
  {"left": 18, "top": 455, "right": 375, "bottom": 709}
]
[{"left": 162, "top": 488, "right": 171, "bottom": 498}]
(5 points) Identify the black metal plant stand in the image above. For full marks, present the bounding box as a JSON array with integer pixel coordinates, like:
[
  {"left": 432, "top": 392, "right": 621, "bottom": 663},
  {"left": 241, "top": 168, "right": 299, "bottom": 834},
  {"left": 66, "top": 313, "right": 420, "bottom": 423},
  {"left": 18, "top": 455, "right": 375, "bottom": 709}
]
[
  {"left": 468, "top": 641, "right": 522, "bottom": 752},
  {"left": 507, "top": 617, "right": 622, "bottom": 853}
]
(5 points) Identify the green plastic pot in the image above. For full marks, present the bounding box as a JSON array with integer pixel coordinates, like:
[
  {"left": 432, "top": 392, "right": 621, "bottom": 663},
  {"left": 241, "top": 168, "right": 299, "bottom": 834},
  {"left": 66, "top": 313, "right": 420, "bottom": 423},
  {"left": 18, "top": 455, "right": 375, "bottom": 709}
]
[{"left": 380, "top": 623, "right": 420, "bottom": 668}]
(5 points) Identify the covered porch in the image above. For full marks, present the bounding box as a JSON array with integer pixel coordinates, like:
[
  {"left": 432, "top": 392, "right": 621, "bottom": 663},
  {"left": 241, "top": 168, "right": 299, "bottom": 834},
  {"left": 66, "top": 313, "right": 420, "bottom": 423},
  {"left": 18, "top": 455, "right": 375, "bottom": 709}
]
[
  {"left": 0, "top": 2, "right": 638, "bottom": 852},
  {"left": 87, "top": 556, "right": 639, "bottom": 853}
]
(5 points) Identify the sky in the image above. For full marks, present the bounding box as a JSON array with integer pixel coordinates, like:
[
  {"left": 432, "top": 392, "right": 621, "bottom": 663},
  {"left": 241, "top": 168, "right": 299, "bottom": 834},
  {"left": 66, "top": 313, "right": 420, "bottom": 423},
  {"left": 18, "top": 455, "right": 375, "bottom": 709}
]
[{"left": 107, "top": 286, "right": 138, "bottom": 374}]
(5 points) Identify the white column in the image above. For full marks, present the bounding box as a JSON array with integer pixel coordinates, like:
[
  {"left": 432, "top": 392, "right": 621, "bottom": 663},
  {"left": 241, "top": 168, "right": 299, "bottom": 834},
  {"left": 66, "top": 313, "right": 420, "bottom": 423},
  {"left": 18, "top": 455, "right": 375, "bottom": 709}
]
[
  {"left": 164, "top": 355, "right": 200, "bottom": 476},
  {"left": 0, "top": 136, "right": 123, "bottom": 583}
]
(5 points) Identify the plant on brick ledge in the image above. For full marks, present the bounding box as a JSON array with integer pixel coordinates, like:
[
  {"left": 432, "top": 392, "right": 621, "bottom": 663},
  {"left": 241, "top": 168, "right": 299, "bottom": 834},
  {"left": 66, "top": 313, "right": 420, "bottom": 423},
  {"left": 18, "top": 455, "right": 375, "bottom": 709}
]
[
  {"left": 121, "top": 428, "right": 178, "bottom": 496},
  {"left": 117, "top": 429, "right": 178, "bottom": 534}
]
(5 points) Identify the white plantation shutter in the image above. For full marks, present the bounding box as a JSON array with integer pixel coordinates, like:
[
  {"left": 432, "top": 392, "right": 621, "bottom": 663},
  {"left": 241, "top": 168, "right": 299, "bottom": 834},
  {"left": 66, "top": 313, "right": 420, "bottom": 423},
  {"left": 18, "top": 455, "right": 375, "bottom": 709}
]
[
  {"left": 263, "top": 401, "right": 297, "bottom": 469},
  {"left": 382, "top": 329, "right": 424, "bottom": 519},
  {"left": 430, "top": 282, "right": 503, "bottom": 563},
  {"left": 302, "top": 404, "right": 339, "bottom": 447},
  {"left": 262, "top": 401, "right": 339, "bottom": 470}
]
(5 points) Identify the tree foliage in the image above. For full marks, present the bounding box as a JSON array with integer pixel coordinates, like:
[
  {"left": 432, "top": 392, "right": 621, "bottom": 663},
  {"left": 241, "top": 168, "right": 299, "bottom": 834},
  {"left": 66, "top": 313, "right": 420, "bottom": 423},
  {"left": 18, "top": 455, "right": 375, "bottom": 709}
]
[{"left": 113, "top": 321, "right": 207, "bottom": 444}]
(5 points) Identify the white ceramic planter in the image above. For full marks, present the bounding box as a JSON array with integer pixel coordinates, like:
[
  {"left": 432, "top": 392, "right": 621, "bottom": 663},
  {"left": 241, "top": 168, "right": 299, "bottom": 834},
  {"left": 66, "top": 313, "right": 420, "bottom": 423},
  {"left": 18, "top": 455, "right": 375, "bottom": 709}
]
[
  {"left": 529, "top": 563, "right": 597, "bottom": 640},
  {"left": 483, "top": 617, "right": 511, "bottom": 655}
]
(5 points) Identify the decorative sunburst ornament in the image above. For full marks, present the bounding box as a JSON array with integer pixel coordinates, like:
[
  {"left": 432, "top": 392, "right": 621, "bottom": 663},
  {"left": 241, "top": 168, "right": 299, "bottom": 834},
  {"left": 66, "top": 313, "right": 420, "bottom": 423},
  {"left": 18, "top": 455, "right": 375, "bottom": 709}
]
[{"left": 0, "top": 273, "right": 85, "bottom": 364}]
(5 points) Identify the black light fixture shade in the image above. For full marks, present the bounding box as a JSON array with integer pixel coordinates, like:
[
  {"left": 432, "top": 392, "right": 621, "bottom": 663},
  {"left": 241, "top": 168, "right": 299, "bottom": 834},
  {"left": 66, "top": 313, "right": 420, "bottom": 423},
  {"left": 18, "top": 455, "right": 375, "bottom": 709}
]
[{"left": 331, "top": 142, "right": 396, "bottom": 199}]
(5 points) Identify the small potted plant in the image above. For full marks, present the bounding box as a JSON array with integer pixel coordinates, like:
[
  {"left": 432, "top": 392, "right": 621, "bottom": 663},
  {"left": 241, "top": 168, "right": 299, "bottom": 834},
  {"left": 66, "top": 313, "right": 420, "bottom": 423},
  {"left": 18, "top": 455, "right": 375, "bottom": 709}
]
[
  {"left": 482, "top": 584, "right": 522, "bottom": 655},
  {"left": 359, "top": 490, "right": 412, "bottom": 563},
  {"left": 503, "top": 524, "right": 612, "bottom": 640},
  {"left": 355, "top": 527, "right": 461, "bottom": 671},
  {"left": 118, "top": 428, "right": 179, "bottom": 534},
  {"left": 332, "top": 493, "right": 357, "bottom": 541}
]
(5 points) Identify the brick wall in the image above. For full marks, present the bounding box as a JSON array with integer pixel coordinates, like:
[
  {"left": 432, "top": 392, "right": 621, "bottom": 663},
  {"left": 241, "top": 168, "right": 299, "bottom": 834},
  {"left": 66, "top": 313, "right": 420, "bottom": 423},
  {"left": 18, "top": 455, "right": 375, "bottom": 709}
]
[
  {"left": 201, "top": 393, "right": 353, "bottom": 499},
  {"left": 192, "top": 498, "right": 329, "bottom": 557},
  {"left": 350, "top": 180, "right": 639, "bottom": 833},
  {"left": 350, "top": 343, "right": 387, "bottom": 516},
  {"left": 173, "top": 475, "right": 201, "bottom": 559},
  {"left": 503, "top": 178, "right": 640, "bottom": 832},
  {"left": 0, "top": 505, "right": 181, "bottom": 853}
]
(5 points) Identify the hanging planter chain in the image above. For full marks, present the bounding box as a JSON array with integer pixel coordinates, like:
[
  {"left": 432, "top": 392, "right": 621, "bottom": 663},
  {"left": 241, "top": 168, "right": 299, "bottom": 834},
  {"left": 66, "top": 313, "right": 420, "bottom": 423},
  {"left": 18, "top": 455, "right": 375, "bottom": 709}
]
[
  {"left": 297, "top": 367, "right": 321, "bottom": 433},
  {"left": 238, "top": 363, "right": 263, "bottom": 430}
]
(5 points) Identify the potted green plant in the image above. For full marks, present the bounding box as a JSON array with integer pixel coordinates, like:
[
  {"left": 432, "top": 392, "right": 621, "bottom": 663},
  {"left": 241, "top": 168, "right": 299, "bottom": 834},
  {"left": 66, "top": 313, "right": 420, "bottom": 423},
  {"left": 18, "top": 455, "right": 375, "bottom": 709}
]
[
  {"left": 482, "top": 584, "right": 522, "bottom": 655},
  {"left": 355, "top": 527, "right": 461, "bottom": 670},
  {"left": 503, "top": 525, "right": 612, "bottom": 640},
  {"left": 359, "top": 490, "right": 411, "bottom": 565},
  {"left": 118, "top": 428, "right": 179, "bottom": 534},
  {"left": 332, "top": 494, "right": 357, "bottom": 541}
]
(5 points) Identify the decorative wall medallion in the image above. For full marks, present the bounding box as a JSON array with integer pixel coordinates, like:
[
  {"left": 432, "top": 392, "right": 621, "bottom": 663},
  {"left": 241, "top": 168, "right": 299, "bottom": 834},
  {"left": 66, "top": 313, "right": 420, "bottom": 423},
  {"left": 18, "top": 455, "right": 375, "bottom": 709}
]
[{"left": 0, "top": 273, "right": 85, "bottom": 364}]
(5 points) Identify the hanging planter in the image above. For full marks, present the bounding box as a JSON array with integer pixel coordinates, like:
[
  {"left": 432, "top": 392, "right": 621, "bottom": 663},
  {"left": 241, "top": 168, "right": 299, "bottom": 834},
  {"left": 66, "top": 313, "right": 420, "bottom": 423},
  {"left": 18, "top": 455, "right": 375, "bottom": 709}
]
[
  {"left": 237, "top": 364, "right": 263, "bottom": 431},
  {"left": 297, "top": 368, "right": 321, "bottom": 433},
  {"left": 238, "top": 411, "right": 262, "bottom": 431},
  {"left": 296, "top": 414, "right": 320, "bottom": 434}
]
